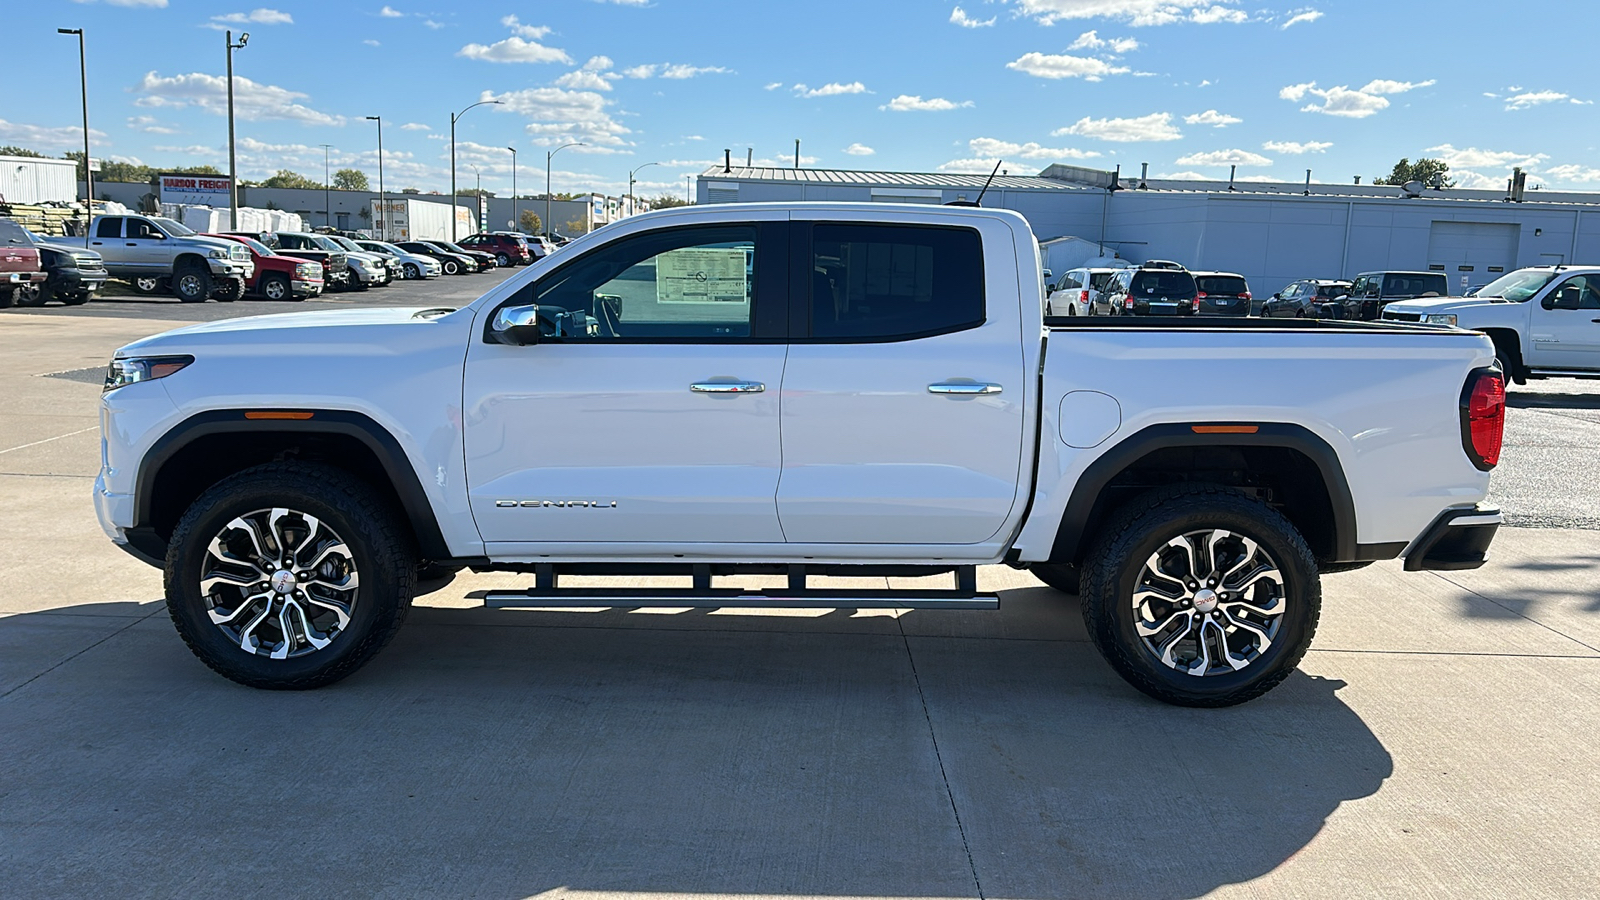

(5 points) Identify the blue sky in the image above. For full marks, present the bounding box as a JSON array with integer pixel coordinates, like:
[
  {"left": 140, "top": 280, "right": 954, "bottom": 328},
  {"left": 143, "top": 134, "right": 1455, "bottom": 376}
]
[{"left": 9, "top": 0, "right": 1599, "bottom": 199}]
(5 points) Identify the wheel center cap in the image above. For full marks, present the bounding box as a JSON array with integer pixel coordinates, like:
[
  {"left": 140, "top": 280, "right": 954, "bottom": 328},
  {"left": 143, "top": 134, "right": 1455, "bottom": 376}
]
[
  {"left": 270, "top": 570, "right": 297, "bottom": 595},
  {"left": 1192, "top": 588, "right": 1219, "bottom": 613}
]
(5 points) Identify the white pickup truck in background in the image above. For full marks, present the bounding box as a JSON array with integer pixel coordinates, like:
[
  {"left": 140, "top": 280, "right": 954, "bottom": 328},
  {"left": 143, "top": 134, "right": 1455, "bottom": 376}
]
[{"left": 95, "top": 203, "right": 1507, "bottom": 707}]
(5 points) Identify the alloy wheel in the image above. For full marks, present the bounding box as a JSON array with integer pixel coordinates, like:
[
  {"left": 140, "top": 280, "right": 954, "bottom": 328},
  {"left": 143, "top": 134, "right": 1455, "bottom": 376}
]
[
  {"left": 199, "top": 507, "right": 359, "bottom": 660},
  {"left": 1130, "top": 529, "right": 1287, "bottom": 677},
  {"left": 263, "top": 279, "right": 286, "bottom": 300}
]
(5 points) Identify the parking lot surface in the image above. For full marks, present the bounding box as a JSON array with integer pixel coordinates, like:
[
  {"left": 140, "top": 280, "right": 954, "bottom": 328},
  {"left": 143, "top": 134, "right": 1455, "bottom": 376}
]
[{"left": 2, "top": 298, "right": 1598, "bottom": 899}]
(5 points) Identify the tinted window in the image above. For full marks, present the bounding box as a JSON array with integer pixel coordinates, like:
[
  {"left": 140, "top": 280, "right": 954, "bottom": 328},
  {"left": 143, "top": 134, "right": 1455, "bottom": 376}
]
[
  {"left": 127, "top": 219, "right": 163, "bottom": 240},
  {"left": 1384, "top": 273, "right": 1446, "bottom": 297},
  {"left": 1545, "top": 275, "right": 1600, "bottom": 310},
  {"left": 1196, "top": 275, "right": 1248, "bottom": 295},
  {"left": 96, "top": 218, "right": 123, "bottom": 239},
  {"left": 1089, "top": 271, "right": 1116, "bottom": 291},
  {"left": 1318, "top": 285, "right": 1346, "bottom": 298},
  {"left": 0, "top": 218, "right": 26, "bottom": 244},
  {"left": 1061, "top": 273, "right": 1082, "bottom": 290},
  {"left": 1129, "top": 271, "right": 1197, "bottom": 298},
  {"left": 810, "top": 224, "right": 983, "bottom": 340}
]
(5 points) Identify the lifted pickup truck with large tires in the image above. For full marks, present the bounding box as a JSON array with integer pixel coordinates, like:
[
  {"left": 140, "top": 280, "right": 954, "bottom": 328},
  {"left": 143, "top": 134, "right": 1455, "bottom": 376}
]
[
  {"left": 96, "top": 203, "right": 1507, "bottom": 707},
  {"left": 85, "top": 213, "right": 253, "bottom": 302}
]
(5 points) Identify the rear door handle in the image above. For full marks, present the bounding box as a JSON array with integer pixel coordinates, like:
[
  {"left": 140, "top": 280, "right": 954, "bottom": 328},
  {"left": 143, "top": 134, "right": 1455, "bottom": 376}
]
[
  {"left": 928, "top": 382, "right": 1003, "bottom": 395},
  {"left": 691, "top": 382, "right": 765, "bottom": 393}
]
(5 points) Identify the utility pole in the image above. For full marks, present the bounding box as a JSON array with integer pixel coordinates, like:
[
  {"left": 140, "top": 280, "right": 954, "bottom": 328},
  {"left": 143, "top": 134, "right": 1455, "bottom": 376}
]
[
  {"left": 366, "top": 116, "right": 384, "bottom": 238},
  {"left": 449, "top": 99, "right": 502, "bottom": 241},
  {"left": 224, "top": 30, "right": 249, "bottom": 229},
  {"left": 57, "top": 28, "right": 92, "bottom": 247},
  {"left": 546, "top": 141, "right": 584, "bottom": 238},
  {"left": 628, "top": 161, "right": 660, "bottom": 217},
  {"left": 320, "top": 143, "right": 332, "bottom": 230},
  {"left": 795, "top": 139, "right": 800, "bottom": 169},
  {"left": 507, "top": 145, "right": 517, "bottom": 232}
]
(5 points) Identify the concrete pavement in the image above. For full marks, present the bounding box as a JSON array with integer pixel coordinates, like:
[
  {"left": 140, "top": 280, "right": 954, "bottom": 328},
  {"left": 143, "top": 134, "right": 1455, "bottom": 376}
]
[{"left": 2, "top": 311, "right": 1598, "bottom": 899}]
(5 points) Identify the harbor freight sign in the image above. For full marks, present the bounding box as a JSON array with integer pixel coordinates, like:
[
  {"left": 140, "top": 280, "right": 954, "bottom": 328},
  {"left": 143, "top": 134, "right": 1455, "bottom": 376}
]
[{"left": 158, "top": 174, "right": 232, "bottom": 206}]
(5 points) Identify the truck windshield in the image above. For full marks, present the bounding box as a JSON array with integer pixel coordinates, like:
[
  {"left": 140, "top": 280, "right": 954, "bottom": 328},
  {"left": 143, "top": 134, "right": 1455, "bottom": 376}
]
[
  {"left": 329, "top": 236, "right": 362, "bottom": 252},
  {"left": 153, "top": 217, "right": 195, "bottom": 236},
  {"left": 309, "top": 236, "right": 343, "bottom": 252},
  {"left": 1475, "top": 268, "right": 1559, "bottom": 303}
]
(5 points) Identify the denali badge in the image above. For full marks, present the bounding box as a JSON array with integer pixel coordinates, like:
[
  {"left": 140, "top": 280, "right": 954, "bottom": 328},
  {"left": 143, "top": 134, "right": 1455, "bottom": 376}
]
[{"left": 495, "top": 500, "right": 618, "bottom": 509}]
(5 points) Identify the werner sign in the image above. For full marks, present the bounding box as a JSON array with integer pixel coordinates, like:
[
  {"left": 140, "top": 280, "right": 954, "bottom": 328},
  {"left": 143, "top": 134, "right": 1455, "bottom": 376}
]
[{"left": 158, "top": 174, "right": 232, "bottom": 207}]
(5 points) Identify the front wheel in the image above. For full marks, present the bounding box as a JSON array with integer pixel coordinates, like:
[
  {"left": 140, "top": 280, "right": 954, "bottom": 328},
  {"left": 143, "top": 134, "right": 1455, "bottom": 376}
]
[
  {"left": 261, "top": 273, "right": 290, "bottom": 301},
  {"left": 442, "top": 259, "right": 460, "bottom": 276},
  {"left": 496, "top": 253, "right": 511, "bottom": 267},
  {"left": 164, "top": 462, "right": 415, "bottom": 689},
  {"left": 403, "top": 263, "right": 421, "bottom": 280},
  {"left": 1080, "top": 484, "right": 1321, "bottom": 707},
  {"left": 173, "top": 266, "right": 211, "bottom": 303},
  {"left": 131, "top": 275, "right": 166, "bottom": 295}
]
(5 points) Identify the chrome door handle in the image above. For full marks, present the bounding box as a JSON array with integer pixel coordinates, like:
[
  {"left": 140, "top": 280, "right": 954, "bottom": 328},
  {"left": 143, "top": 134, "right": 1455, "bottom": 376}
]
[
  {"left": 928, "top": 382, "right": 1003, "bottom": 395},
  {"left": 691, "top": 381, "right": 765, "bottom": 393}
]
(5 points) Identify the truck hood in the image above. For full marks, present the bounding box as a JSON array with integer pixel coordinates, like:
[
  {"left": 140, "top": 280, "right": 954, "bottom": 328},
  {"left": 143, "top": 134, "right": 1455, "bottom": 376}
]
[
  {"left": 115, "top": 306, "right": 462, "bottom": 355},
  {"left": 1383, "top": 296, "right": 1503, "bottom": 316},
  {"left": 183, "top": 234, "right": 251, "bottom": 256},
  {"left": 35, "top": 240, "right": 103, "bottom": 263}
]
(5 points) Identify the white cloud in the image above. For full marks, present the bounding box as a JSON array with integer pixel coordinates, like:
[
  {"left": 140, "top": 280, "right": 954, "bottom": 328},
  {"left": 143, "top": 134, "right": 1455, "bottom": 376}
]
[
  {"left": 500, "top": 14, "right": 550, "bottom": 39},
  {"left": 126, "top": 115, "right": 178, "bottom": 134},
  {"left": 1505, "top": 89, "right": 1592, "bottom": 110},
  {"left": 1544, "top": 164, "right": 1600, "bottom": 184},
  {"left": 843, "top": 143, "right": 875, "bottom": 156},
  {"left": 134, "top": 71, "right": 344, "bottom": 126},
  {"left": 1013, "top": 1, "right": 1249, "bottom": 26},
  {"left": 1282, "top": 78, "right": 1432, "bottom": 118},
  {"left": 1281, "top": 9, "right": 1322, "bottom": 28},
  {"left": 1007, "top": 52, "right": 1130, "bottom": 81},
  {"left": 379, "top": 5, "right": 403, "bottom": 16},
  {"left": 488, "top": 86, "right": 632, "bottom": 153},
  {"left": 1184, "top": 109, "right": 1241, "bottom": 127},
  {"left": 558, "top": 70, "right": 615, "bottom": 91},
  {"left": 1068, "top": 30, "right": 1138, "bottom": 51},
  {"left": 764, "top": 82, "right": 783, "bottom": 90},
  {"left": 208, "top": 8, "right": 293, "bottom": 27},
  {"left": 1360, "top": 78, "right": 1435, "bottom": 95},
  {"left": 966, "top": 137, "right": 1100, "bottom": 159},
  {"left": 0, "top": 118, "right": 109, "bottom": 152},
  {"left": 423, "top": 19, "right": 443, "bottom": 29},
  {"left": 363, "top": 39, "right": 380, "bottom": 46},
  {"left": 1055, "top": 112, "right": 1181, "bottom": 142},
  {"left": 400, "top": 122, "right": 430, "bottom": 131},
  {"left": 882, "top": 95, "right": 974, "bottom": 111},
  {"left": 458, "top": 26, "right": 571, "bottom": 65},
  {"left": 1279, "top": 81, "right": 1315, "bottom": 101},
  {"left": 1424, "top": 144, "right": 1547, "bottom": 170},
  {"left": 950, "top": 5, "right": 996, "bottom": 27},
  {"left": 794, "top": 82, "right": 869, "bottom": 98},
  {"left": 623, "top": 63, "right": 731, "bottom": 79},
  {"left": 1262, "top": 140, "right": 1331, "bottom": 154},
  {"left": 1175, "top": 148, "right": 1272, "bottom": 167},
  {"left": 938, "top": 158, "right": 1004, "bottom": 172},
  {"left": 1153, "top": 171, "right": 1210, "bottom": 180}
]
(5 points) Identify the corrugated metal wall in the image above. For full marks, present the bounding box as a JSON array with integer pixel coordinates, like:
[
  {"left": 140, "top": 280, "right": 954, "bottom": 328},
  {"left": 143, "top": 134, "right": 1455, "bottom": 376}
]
[{"left": 0, "top": 157, "right": 79, "bottom": 204}]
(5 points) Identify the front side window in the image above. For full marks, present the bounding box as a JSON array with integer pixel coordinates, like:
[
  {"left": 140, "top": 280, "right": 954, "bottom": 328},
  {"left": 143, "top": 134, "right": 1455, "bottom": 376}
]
[
  {"left": 1544, "top": 275, "right": 1600, "bottom": 310},
  {"left": 809, "top": 223, "right": 983, "bottom": 340},
  {"left": 128, "top": 219, "right": 164, "bottom": 240}
]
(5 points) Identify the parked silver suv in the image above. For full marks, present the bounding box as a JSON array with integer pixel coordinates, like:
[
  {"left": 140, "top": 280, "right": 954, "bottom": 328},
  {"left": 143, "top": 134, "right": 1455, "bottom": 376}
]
[{"left": 1049, "top": 266, "right": 1126, "bottom": 316}]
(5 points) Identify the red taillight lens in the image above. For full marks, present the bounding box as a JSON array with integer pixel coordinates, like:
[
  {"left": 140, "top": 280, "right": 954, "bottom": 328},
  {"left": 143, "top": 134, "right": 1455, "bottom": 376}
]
[
  {"left": 1462, "top": 369, "right": 1506, "bottom": 470},
  {"left": 1079, "top": 290, "right": 1089, "bottom": 303},
  {"left": 1192, "top": 297, "right": 1202, "bottom": 310},
  {"left": 1196, "top": 291, "right": 1208, "bottom": 298},
  {"left": 1125, "top": 297, "right": 1135, "bottom": 309},
  {"left": 1242, "top": 291, "right": 1252, "bottom": 301}
]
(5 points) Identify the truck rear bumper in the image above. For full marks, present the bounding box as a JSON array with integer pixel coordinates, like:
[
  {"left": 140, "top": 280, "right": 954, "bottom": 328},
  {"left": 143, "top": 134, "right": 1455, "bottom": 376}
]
[
  {"left": 6, "top": 272, "right": 47, "bottom": 285},
  {"left": 1404, "top": 503, "right": 1501, "bottom": 571}
]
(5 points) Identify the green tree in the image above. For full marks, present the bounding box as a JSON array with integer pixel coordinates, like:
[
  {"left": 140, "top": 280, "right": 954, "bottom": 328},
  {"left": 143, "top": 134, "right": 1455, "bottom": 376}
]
[
  {"left": 455, "top": 187, "right": 496, "bottom": 198},
  {"left": 259, "top": 169, "right": 322, "bottom": 190},
  {"left": 646, "top": 193, "right": 690, "bottom": 209},
  {"left": 0, "top": 146, "right": 44, "bottom": 158},
  {"left": 518, "top": 209, "right": 542, "bottom": 234},
  {"left": 332, "top": 168, "right": 369, "bottom": 191},
  {"left": 1373, "top": 158, "right": 1455, "bottom": 188},
  {"left": 564, "top": 218, "right": 590, "bottom": 236}
]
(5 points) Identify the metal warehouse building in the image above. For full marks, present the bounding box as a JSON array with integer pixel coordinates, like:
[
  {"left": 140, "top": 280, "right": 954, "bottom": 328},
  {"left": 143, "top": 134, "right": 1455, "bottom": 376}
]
[{"left": 697, "top": 163, "right": 1600, "bottom": 296}]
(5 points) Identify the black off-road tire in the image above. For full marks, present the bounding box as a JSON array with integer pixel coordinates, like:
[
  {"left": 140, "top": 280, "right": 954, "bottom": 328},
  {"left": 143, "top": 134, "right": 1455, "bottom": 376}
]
[
  {"left": 1080, "top": 483, "right": 1321, "bottom": 707},
  {"left": 164, "top": 462, "right": 416, "bottom": 690},
  {"left": 173, "top": 264, "right": 211, "bottom": 303},
  {"left": 1030, "top": 562, "right": 1080, "bottom": 595},
  {"left": 15, "top": 285, "right": 46, "bottom": 307},
  {"left": 210, "top": 276, "right": 245, "bottom": 302}
]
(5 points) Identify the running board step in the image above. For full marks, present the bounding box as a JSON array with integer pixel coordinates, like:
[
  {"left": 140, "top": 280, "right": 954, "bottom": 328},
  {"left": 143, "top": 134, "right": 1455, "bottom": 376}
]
[{"left": 484, "top": 590, "right": 998, "bottom": 611}]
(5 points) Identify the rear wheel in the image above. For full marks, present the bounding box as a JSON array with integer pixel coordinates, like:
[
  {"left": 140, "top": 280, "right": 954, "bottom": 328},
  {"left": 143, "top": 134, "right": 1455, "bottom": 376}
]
[
  {"left": 403, "top": 263, "right": 421, "bottom": 280},
  {"left": 173, "top": 265, "right": 211, "bottom": 303},
  {"left": 131, "top": 275, "right": 166, "bottom": 295},
  {"left": 15, "top": 285, "right": 46, "bottom": 307},
  {"left": 1080, "top": 484, "right": 1320, "bottom": 707},
  {"left": 210, "top": 276, "right": 244, "bottom": 302},
  {"left": 496, "top": 252, "right": 511, "bottom": 267}
]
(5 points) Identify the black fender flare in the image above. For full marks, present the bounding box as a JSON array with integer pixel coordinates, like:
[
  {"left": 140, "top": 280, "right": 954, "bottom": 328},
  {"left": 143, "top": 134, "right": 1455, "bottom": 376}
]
[{"left": 1047, "top": 422, "right": 1359, "bottom": 565}]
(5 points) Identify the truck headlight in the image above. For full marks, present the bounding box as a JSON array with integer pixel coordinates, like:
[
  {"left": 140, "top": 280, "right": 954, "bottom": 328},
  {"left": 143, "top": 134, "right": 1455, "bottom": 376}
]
[
  {"left": 207, "top": 247, "right": 227, "bottom": 259},
  {"left": 105, "top": 355, "right": 193, "bottom": 392},
  {"left": 1426, "top": 314, "right": 1458, "bottom": 326}
]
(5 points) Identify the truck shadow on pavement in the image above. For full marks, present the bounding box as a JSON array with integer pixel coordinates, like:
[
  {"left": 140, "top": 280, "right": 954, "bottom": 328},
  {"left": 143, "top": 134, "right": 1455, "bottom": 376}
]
[
  {"left": 0, "top": 591, "right": 1392, "bottom": 900},
  {"left": 1506, "top": 391, "right": 1600, "bottom": 410}
]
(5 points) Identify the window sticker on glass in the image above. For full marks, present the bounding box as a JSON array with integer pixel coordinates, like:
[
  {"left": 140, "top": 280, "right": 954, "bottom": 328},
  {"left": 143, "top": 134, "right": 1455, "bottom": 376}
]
[{"left": 655, "top": 247, "right": 750, "bottom": 304}]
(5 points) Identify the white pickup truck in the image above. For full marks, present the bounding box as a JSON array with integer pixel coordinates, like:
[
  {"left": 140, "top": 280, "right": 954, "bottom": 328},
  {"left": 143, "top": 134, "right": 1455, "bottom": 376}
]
[
  {"left": 96, "top": 203, "right": 1507, "bottom": 707},
  {"left": 1382, "top": 266, "right": 1600, "bottom": 383}
]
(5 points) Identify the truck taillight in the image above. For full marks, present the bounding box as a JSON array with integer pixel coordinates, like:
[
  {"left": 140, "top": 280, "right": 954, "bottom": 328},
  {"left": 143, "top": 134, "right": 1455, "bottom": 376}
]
[
  {"left": 1124, "top": 297, "right": 1135, "bottom": 309},
  {"left": 1461, "top": 368, "right": 1506, "bottom": 470}
]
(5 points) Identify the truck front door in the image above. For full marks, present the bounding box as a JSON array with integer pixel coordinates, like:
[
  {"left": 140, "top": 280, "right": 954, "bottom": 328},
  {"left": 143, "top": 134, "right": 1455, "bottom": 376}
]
[
  {"left": 464, "top": 220, "right": 790, "bottom": 548},
  {"left": 775, "top": 218, "right": 1027, "bottom": 546},
  {"left": 122, "top": 217, "right": 171, "bottom": 274},
  {"left": 1529, "top": 273, "right": 1600, "bottom": 370}
]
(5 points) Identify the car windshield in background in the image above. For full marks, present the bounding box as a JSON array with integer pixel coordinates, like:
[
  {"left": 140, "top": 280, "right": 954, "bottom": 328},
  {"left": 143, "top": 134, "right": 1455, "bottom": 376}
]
[
  {"left": 1318, "top": 285, "right": 1348, "bottom": 298},
  {"left": 330, "top": 237, "right": 362, "bottom": 252},
  {"left": 1476, "top": 268, "right": 1559, "bottom": 303},
  {"left": 153, "top": 217, "right": 195, "bottom": 236},
  {"left": 310, "top": 236, "right": 343, "bottom": 252},
  {"left": 236, "top": 237, "right": 272, "bottom": 256},
  {"left": 1197, "top": 276, "right": 1248, "bottom": 295},
  {"left": 436, "top": 241, "right": 471, "bottom": 254},
  {"left": 1131, "top": 271, "right": 1196, "bottom": 296}
]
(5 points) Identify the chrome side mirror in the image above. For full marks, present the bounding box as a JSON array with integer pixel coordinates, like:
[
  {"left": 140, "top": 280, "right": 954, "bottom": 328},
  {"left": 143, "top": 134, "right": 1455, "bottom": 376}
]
[{"left": 489, "top": 304, "right": 541, "bottom": 345}]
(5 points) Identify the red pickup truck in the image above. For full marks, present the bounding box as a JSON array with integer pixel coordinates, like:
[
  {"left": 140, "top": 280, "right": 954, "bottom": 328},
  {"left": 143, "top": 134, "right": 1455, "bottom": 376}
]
[
  {"left": 206, "top": 233, "right": 324, "bottom": 301},
  {"left": 0, "top": 217, "right": 48, "bottom": 308}
]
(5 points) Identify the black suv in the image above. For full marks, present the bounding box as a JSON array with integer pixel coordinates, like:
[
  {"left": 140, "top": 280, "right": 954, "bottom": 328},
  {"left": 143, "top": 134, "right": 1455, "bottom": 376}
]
[
  {"left": 1190, "top": 271, "right": 1252, "bottom": 316},
  {"left": 1315, "top": 271, "right": 1449, "bottom": 321},
  {"left": 1262, "top": 280, "right": 1352, "bottom": 317},
  {"left": 1105, "top": 264, "right": 1198, "bottom": 316}
]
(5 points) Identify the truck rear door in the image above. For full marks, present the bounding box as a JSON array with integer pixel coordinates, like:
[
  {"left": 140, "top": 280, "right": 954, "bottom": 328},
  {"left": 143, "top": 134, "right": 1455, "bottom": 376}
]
[
  {"left": 775, "top": 217, "right": 1027, "bottom": 545},
  {"left": 87, "top": 217, "right": 125, "bottom": 264}
]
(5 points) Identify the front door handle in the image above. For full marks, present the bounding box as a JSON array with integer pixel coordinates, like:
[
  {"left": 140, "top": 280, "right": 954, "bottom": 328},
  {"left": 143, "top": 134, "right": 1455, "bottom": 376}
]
[
  {"left": 928, "top": 382, "right": 1003, "bottom": 395},
  {"left": 691, "top": 381, "right": 765, "bottom": 393}
]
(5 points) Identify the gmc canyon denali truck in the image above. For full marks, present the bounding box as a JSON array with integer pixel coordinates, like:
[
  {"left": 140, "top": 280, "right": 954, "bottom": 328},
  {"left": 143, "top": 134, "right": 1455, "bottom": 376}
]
[
  {"left": 96, "top": 204, "right": 1507, "bottom": 707},
  {"left": 85, "top": 214, "right": 254, "bottom": 302}
]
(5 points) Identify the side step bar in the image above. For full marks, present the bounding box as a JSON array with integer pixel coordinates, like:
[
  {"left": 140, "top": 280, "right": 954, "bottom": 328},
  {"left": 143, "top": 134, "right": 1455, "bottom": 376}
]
[{"left": 483, "top": 564, "right": 998, "bottom": 611}]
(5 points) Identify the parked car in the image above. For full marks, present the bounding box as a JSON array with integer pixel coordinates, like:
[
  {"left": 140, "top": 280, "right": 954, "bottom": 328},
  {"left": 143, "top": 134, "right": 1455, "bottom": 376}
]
[
  {"left": 356, "top": 240, "right": 442, "bottom": 280},
  {"left": 97, "top": 203, "right": 1505, "bottom": 708},
  {"left": 206, "top": 233, "right": 323, "bottom": 301},
  {"left": 1315, "top": 270, "right": 1448, "bottom": 321},
  {"left": 84, "top": 214, "right": 253, "bottom": 302},
  {"left": 326, "top": 235, "right": 403, "bottom": 285},
  {"left": 234, "top": 232, "right": 349, "bottom": 292},
  {"left": 524, "top": 234, "right": 558, "bottom": 258},
  {"left": 275, "top": 232, "right": 387, "bottom": 291},
  {"left": 1261, "top": 280, "right": 1352, "bottom": 318},
  {"left": 6, "top": 222, "right": 107, "bottom": 307},
  {"left": 1104, "top": 263, "right": 1198, "bottom": 315},
  {"left": 428, "top": 239, "right": 497, "bottom": 272},
  {"left": 396, "top": 240, "right": 475, "bottom": 276},
  {"left": 1048, "top": 267, "right": 1123, "bottom": 317},
  {"left": 0, "top": 216, "right": 49, "bottom": 308},
  {"left": 459, "top": 232, "right": 531, "bottom": 267},
  {"left": 1190, "top": 271, "right": 1252, "bottom": 317},
  {"left": 1383, "top": 266, "right": 1600, "bottom": 383}
]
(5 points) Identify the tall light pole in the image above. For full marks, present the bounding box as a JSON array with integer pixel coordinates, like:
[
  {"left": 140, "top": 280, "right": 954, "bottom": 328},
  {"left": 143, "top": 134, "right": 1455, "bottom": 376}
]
[
  {"left": 224, "top": 30, "right": 249, "bottom": 228},
  {"left": 507, "top": 146, "right": 517, "bottom": 232},
  {"left": 319, "top": 143, "right": 332, "bottom": 230},
  {"left": 628, "top": 161, "right": 660, "bottom": 217},
  {"left": 57, "top": 28, "right": 91, "bottom": 248},
  {"left": 450, "top": 99, "right": 502, "bottom": 241},
  {"left": 470, "top": 164, "right": 482, "bottom": 233},
  {"left": 545, "top": 141, "right": 584, "bottom": 239},
  {"left": 366, "top": 116, "right": 384, "bottom": 238}
]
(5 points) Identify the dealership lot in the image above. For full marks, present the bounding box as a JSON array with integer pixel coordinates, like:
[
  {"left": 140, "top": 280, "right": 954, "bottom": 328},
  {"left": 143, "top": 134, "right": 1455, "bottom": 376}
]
[{"left": 2, "top": 293, "right": 1599, "bottom": 898}]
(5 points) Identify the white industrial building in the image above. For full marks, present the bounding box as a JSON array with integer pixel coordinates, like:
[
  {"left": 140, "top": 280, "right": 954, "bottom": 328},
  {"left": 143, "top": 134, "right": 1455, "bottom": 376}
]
[
  {"left": 697, "top": 163, "right": 1600, "bottom": 295},
  {"left": 0, "top": 156, "right": 79, "bottom": 205}
]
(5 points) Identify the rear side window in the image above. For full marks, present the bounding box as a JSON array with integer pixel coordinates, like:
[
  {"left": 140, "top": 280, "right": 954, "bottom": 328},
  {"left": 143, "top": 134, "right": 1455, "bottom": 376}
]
[
  {"left": 1061, "top": 273, "right": 1082, "bottom": 290},
  {"left": 96, "top": 218, "right": 123, "bottom": 239},
  {"left": 1129, "top": 271, "right": 1197, "bottom": 298},
  {"left": 0, "top": 218, "right": 27, "bottom": 244},
  {"left": 810, "top": 223, "right": 983, "bottom": 340},
  {"left": 1196, "top": 275, "right": 1248, "bottom": 295},
  {"left": 1089, "top": 271, "right": 1116, "bottom": 290},
  {"left": 1385, "top": 273, "right": 1447, "bottom": 297}
]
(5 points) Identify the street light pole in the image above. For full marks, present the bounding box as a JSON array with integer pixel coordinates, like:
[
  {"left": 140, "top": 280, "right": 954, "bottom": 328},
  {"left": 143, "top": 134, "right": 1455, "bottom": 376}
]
[
  {"left": 366, "top": 116, "right": 384, "bottom": 238},
  {"left": 320, "top": 143, "right": 332, "bottom": 230},
  {"left": 449, "top": 99, "right": 503, "bottom": 241},
  {"left": 224, "top": 30, "right": 249, "bottom": 229},
  {"left": 57, "top": 28, "right": 91, "bottom": 248},
  {"left": 507, "top": 146, "right": 517, "bottom": 232},
  {"left": 545, "top": 141, "right": 584, "bottom": 239},
  {"left": 628, "top": 162, "right": 660, "bottom": 217}
]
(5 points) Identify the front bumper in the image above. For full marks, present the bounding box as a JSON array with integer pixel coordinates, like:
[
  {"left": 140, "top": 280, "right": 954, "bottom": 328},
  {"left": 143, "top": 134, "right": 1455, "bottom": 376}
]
[
  {"left": 46, "top": 267, "right": 108, "bottom": 296},
  {"left": 1404, "top": 503, "right": 1501, "bottom": 571},
  {"left": 351, "top": 265, "right": 385, "bottom": 284},
  {"left": 292, "top": 278, "right": 324, "bottom": 297},
  {"left": 207, "top": 258, "right": 254, "bottom": 280}
]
